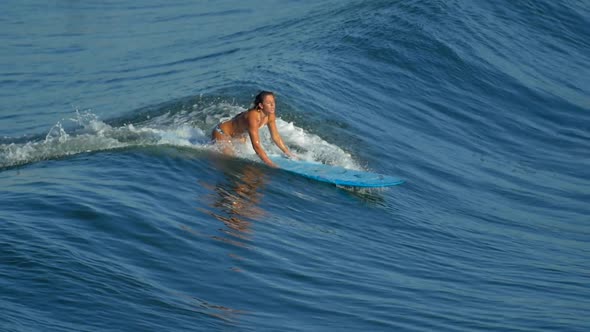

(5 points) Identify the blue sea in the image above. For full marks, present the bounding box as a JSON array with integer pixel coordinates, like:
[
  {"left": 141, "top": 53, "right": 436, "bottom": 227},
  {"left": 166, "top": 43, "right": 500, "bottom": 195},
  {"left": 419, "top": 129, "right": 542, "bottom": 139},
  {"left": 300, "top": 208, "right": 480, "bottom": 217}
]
[{"left": 1, "top": 1, "right": 589, "bottom": 331}]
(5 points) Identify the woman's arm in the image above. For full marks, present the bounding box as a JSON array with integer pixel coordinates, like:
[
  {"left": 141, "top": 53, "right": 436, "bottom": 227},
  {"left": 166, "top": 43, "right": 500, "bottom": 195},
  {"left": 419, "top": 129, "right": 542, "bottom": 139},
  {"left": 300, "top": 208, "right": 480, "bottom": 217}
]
[
  {"left": 267, "top": 115, "right": 295, "bottom": 158},
  {"left": 248, "top": 114, "right": 277, "bottom": 167}
]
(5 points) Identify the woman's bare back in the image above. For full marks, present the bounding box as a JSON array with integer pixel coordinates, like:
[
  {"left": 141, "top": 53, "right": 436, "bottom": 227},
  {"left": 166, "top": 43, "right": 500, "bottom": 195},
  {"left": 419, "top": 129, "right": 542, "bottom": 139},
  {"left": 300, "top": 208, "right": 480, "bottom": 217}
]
[{"left": 218, "top": 109, "right": 267, "bottom": 138}]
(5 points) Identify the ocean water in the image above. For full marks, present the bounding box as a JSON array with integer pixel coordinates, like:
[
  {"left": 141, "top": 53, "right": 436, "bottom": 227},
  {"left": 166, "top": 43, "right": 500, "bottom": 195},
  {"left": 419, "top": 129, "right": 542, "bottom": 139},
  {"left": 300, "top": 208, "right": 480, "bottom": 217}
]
[{"left": 1, "top": 1, "right": 589, "bottom": 331}]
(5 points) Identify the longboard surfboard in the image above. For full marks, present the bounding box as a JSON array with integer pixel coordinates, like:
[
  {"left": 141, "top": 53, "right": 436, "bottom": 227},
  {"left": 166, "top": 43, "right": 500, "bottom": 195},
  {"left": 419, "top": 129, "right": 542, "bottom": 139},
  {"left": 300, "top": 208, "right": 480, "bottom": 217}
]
[{"left": 271, "top": 157, "right": 404, "bottom": 188}]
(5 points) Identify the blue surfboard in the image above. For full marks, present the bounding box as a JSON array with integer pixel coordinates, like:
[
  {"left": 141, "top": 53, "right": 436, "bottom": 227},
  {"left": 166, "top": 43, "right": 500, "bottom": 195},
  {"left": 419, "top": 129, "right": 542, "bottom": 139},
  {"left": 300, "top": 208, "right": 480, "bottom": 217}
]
[{"left": 271, "top": 157, "right": 404, "bottom": 188}]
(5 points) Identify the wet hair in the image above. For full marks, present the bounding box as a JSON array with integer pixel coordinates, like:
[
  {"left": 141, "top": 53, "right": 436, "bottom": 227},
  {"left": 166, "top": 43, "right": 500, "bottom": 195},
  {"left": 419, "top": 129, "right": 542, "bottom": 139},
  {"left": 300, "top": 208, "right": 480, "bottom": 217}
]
[{"left": 253, "top": 91, "right": 275, "bottom": 109}]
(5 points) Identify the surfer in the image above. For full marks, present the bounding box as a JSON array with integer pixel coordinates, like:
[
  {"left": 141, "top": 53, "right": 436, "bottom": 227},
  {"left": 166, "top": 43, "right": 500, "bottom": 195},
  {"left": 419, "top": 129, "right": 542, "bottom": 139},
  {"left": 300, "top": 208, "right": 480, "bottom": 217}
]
[{"left": 211, "top": 91, "right": 295, "bottom": 167}]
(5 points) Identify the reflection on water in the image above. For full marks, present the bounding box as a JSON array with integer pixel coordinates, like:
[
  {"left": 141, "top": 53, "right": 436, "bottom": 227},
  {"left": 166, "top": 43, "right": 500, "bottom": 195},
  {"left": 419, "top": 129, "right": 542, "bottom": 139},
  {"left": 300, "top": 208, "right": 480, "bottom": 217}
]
[
  {"left": 168, "top": 290, "right": 246, "bottom": 323},
  {"left": 198, "top": 160, "right": 268, "bottom": 245}
]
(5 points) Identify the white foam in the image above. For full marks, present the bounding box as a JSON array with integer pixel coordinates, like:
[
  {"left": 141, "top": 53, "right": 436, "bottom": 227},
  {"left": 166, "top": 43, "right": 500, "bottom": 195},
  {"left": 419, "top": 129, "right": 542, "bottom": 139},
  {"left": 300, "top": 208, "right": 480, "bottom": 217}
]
[
  {"left": 1, "top": 108, "right": 362, "bottom": 170},
  {"left": 273, "top": 118, "right": 361, "bottom": 170}
]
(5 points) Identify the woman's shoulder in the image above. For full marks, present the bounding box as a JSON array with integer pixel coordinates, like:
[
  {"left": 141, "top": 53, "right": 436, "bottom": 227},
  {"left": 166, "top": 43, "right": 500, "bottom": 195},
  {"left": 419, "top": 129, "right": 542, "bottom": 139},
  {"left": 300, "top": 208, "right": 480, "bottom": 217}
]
[
  {"left": 239, "top": 108, "right": 254, "bottom": 116},
  {"left": 238, "top": 108, "right": 259, "bottom": 125}
]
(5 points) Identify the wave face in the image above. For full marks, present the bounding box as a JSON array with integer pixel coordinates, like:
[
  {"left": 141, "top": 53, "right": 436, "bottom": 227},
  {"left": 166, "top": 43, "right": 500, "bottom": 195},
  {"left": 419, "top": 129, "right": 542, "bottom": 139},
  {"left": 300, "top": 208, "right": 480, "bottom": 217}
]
[{"left": 1, "top": 1, "right": 589, "bottom": 331}]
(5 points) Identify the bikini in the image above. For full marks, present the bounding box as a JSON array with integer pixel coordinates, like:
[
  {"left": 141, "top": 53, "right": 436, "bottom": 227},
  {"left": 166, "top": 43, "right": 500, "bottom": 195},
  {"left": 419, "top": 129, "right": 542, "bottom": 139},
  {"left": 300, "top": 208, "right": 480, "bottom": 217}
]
[
  {"left": 213, "top": 123, "right": 227, "bottom": 136},
  {"left": 212, "top": 110, "right": 264, "bottom": 140},
  {"left": 213, "top": 111, "right": 246, "bottom": 138}
]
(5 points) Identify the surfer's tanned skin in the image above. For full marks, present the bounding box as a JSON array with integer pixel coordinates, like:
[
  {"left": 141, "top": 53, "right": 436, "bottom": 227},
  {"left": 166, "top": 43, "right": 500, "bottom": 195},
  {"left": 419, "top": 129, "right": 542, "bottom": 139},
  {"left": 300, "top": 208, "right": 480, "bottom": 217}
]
[{"left": 211, "top": 91, "right": 295, "bottom": 167}]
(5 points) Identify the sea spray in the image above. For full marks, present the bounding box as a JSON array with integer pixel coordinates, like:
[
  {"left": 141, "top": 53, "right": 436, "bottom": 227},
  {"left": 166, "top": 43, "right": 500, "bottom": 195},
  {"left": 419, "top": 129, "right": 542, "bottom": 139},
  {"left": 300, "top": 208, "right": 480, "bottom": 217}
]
[{"left": 1, "top": 107, "right": 363, "bottom": 171}]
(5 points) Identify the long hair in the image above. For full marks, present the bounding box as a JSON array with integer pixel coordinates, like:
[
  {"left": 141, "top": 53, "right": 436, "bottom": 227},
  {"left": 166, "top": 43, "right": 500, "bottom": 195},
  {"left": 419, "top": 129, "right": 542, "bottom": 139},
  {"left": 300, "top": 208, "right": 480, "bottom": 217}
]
[{"left": 253, "top": 91, "right": 274, "bottom": 109}]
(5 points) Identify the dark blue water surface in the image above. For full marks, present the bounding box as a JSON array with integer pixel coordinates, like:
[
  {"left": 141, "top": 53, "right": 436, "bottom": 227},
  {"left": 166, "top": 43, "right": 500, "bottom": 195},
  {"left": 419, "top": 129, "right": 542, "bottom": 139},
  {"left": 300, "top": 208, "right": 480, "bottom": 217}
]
[{"left": 1, "top": 1, "right": 589, "bottom": 331}]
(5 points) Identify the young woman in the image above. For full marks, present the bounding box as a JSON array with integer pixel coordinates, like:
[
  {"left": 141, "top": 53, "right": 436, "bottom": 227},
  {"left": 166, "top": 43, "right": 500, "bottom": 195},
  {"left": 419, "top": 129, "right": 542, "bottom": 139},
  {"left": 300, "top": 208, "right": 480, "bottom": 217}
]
[{"left": 211, "top": 91, "right": 295, "bottom": 167}]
